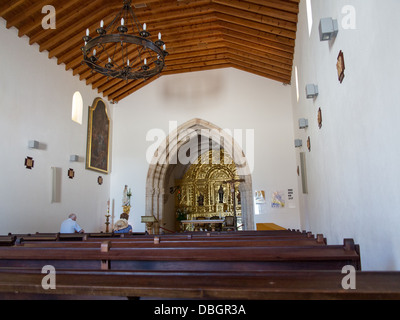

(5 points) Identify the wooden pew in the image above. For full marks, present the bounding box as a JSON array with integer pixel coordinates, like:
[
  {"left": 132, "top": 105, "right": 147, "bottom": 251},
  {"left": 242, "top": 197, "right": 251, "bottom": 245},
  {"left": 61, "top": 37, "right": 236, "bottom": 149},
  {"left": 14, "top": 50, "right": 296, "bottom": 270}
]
[
  {"left": 91, "top": 230, "right": 317, "bottom": 241},
  {"left": 16, "top": 230, "right": 326, "bottom": 248},
  {"left": 0, "top": 236, "right": 16, "bottom": 246},
  {"left": 0, "top": 268, "right": 399, "bottom": 300},
  {"left": 18, "top": 237, "right": 326, "bottom": 248},
  {"left": 10, "top": 230, "right": 321, "bottom": 246},
  {"left": 9, "top": 229, "right": 310, "bottom": 241},
  {"left": 0, "top": 239, "right": 361, "bottom": 271},
  {"left": 0, "top": 230, "right": 370, "bottom": 300}
]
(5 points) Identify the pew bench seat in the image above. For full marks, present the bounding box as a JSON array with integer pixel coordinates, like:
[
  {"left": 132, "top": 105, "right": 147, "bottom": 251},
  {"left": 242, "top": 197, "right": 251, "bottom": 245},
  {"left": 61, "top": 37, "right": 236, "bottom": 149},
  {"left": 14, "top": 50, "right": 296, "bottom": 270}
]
[{"left": 0, "top": 269, "right": 398, "bottom": 300}]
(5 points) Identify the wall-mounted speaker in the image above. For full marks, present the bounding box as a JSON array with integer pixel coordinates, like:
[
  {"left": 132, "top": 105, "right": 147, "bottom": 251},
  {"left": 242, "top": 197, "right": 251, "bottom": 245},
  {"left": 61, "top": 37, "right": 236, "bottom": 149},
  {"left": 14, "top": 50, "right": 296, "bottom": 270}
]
[
  {"left": 306, "top": 84, "right": 319, "bottom": 99},
  {"left": 295, "top": 139, "right": 303, "bottom": 148},
  {"left": 299, "top": 118, "right": 309, "bottom": 129},
  {"left": 70, "top": 155, "right": 79, "bottom": 162},
  {"left": 28, "top": 140, "right": 39, "bottom": 149}
]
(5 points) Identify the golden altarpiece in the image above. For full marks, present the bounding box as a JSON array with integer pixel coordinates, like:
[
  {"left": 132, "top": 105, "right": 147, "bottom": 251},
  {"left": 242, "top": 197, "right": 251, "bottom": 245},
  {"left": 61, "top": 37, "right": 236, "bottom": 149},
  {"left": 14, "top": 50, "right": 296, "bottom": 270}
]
[{"left": 174, "top": 149, "right": 242, "bottom": 231}]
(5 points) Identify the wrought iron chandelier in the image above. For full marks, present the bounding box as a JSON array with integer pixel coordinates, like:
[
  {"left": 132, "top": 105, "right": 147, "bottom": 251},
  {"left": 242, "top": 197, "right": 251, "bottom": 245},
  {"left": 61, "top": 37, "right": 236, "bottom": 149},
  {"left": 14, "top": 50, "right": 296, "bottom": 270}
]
[{"left": 81, "top": 0, "right": 168, "bottom": 81}]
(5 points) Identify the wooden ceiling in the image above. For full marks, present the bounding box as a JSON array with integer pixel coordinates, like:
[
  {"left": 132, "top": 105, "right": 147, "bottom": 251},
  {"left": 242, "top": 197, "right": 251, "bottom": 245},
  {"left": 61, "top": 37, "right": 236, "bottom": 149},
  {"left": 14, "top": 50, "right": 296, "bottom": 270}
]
[{"left": 0, "top": 0, "right": 299, "bottom": 103}]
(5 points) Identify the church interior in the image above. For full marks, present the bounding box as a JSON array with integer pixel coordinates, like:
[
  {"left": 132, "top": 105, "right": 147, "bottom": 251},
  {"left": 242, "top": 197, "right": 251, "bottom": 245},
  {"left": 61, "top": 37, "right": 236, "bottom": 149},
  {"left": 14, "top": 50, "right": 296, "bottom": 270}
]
[{"left": 1, "top": 0, "right": 400, "bottom": 300}]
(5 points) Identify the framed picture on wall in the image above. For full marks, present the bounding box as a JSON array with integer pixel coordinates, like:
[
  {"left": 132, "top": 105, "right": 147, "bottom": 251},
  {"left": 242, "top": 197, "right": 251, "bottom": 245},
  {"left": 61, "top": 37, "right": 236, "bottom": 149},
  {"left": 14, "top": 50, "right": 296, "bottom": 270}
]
[
  {"left": 337, "top": 50, "right": 345, "bottom": 83},
  {"left": 86, "top": 98, "right": 110, "bottom": 174}
]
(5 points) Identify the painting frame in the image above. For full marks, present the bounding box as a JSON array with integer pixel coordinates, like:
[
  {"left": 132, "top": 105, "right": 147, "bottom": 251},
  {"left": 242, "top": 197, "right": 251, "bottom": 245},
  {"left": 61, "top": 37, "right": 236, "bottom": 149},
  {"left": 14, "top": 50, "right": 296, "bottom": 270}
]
[
  {"left": 86, "top": 97, "right": 110, "bottom": 174},
  {"left": 318, "top": 108, "right": 323, "bottom": 129},
  {"left": 337, "top": 50, "right": 345, "bottom": 83}
]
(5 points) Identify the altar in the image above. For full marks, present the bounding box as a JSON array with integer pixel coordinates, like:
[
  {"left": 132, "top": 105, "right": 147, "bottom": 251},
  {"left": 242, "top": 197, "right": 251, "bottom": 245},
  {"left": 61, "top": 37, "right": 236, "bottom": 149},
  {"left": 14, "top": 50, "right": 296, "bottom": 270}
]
[
  {"left": 180, "top": 219, "right": 225, "bottom": 232},
  {"left": 173, "top": 149, "right": 243, "bottom": 232}
]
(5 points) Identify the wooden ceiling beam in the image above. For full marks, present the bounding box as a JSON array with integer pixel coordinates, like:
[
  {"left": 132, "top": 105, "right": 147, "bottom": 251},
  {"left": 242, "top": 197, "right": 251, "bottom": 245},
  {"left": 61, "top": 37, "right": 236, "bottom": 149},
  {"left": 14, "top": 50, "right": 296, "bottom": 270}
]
[
  {"left": 20, "top": 0, "right": 86, "bottom": 40},
  {"left": 0, "top": 0, "right": 25, "bottom": 17},
  {"left": 228, "top": 47, "right": 292, "bottom": 72},
  {"left": 227, "top": 54, "right": 291, "bottom": 81},
  {"left": 136, "top": 0, "right": 214, "bottom": 23},
  {"left": 39, "top": 6, "right": 117, "bottom": 55},
  {"left": 163, "top": 46, "right": 228, "bottom": 62},
  {"left": 214, "top": 11, "right": 296, "bottom": 39},
  {"left": 213, "top": 0, "right": 298, "bottom": 23},
  {"left": 212, "top": 3, "right": 297, "bottom": 33},
  {"left": 244, "top": 0, "right": 299, "bottom": 14},
  {"left": 222, "top": 36, "right": 293, "bottom": 65},
  {"left": 220, "top": 30, "right": 293, "bottom": 59},
  {"left": 217, "top": 20, "right": 294, "bottom": 49},
  {"left": 5, "top": 0, "right": 49, "bottom": 29},
  {"left": 232, "top": 65, "right": 290, "bottom": 84}
]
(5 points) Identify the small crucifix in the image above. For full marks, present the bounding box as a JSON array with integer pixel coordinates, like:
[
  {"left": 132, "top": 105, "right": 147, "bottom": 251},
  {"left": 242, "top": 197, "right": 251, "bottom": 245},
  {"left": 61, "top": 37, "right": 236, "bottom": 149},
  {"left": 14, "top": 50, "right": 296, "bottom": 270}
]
[{"left": 223, "top": 178, "right": 245, "bottom": 231}]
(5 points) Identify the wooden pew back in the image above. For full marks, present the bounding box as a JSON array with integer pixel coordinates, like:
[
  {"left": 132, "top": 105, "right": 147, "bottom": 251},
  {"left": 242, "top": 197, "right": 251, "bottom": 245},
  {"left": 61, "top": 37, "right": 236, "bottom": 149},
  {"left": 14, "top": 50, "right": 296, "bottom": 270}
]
[{"left": 0, "top": 239, "right": 361, "bottom": 271}]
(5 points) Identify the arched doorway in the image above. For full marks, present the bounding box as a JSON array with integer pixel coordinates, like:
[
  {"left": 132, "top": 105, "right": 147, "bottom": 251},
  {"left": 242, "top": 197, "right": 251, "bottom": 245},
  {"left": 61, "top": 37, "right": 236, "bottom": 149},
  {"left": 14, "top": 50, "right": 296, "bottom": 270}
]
[{"left": 145, "top": 118, "right": 254, "bottom": 233}]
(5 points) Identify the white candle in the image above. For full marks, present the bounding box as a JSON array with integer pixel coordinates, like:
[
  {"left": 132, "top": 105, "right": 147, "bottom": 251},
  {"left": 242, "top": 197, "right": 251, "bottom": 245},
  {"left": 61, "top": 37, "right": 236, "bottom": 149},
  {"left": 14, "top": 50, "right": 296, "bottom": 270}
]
[
  {"left": 101, "top": 20, "right": 104, "bottom": 28},
  {"left": 143, "top": 23, "right": 146, "bottom": 30},
  {"left": 121, "top": 18, "right": 125, "bottom": 26},
  {"left": 158, "top": 32, "right": 161, "bottom": 40},
  {"left": 86, "top": 28, "right": 89, "bottom": 36},
  {"left": 93, "top": 49, "right": 96, "bottom": 56},
  {"left": 144, "top": 58, "right": 147, "bottom": 65},
  {"left": 127, "top": 59, "right": 130, "bottom": 66}
]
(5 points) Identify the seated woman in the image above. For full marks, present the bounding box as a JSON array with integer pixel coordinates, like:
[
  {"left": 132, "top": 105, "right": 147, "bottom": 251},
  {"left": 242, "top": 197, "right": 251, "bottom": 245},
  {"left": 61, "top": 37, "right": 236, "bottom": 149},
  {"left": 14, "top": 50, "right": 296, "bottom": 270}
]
[{"left": 114, "top": 216, "right": 132, "bottom": 234}]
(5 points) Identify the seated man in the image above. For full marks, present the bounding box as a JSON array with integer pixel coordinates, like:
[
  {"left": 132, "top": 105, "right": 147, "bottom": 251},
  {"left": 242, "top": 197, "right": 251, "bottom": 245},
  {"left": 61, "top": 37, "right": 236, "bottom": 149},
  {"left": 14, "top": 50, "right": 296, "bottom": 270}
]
[{"left": 60, "top": 213, "right": 84, "bottom": 234}]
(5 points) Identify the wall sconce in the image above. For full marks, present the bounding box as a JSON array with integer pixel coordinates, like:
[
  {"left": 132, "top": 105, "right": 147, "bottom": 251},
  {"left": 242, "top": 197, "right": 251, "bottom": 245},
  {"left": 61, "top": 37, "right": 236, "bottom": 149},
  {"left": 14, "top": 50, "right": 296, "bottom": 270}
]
[
  {"left": 306, "top": 84, "right": 319, "bottom": 99},
  {"left": 319, "top": 17, "right": 338, "bottom": 41},
  {"left": 28, "top": 140, "right": 39, "bottom": 149},
  {"left": 69, "top": 155, "right": 79, "bottom": 162},
  {"left": 299, "top": 118, "right": 309, "bottom": 129},
  {"left": 295, "top": 139, "right": 303, "bottom": 148}
]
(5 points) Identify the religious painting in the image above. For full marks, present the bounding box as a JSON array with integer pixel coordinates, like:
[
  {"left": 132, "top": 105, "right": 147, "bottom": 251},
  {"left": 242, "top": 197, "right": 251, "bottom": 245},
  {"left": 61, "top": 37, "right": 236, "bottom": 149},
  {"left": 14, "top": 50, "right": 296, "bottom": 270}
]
[
  {"left": 337, "top": 50, "right": 345, "bottom": 83},
  {"left": 86, "top": 98, "right": 110, "bottom": 174},
  {"left": 255, "top": 190, "right": 266, "bottom": 204},
  {"left": 271, "top": 191, "right": 285, "bottom": 208}
]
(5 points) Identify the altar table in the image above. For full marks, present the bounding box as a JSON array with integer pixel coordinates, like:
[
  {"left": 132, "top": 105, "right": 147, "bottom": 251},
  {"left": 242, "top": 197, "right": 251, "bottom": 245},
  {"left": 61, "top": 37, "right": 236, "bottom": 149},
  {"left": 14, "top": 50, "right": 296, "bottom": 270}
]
[{"left": 180, "top": 219, "right": 224, "bottom": 231}]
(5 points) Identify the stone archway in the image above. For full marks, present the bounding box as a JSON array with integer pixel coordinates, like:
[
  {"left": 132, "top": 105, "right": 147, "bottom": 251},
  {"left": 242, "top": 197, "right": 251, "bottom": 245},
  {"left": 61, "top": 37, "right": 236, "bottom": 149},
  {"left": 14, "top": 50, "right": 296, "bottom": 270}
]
[{"left": 145, "top": 118, "right": 254, "bottom": 233}]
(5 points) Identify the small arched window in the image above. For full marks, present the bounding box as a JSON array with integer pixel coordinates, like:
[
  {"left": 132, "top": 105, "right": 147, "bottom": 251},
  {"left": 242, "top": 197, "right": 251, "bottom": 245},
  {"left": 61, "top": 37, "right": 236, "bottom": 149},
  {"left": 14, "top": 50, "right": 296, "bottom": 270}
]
[
  {"left": 295, "top": 66, "right": 300, "bottom": 102},
  {"left": 306, "top": 0, "right": 313, "bottom": 37},
  {"left": 72, "top": 91, "right": 83, "bottom": 125}
]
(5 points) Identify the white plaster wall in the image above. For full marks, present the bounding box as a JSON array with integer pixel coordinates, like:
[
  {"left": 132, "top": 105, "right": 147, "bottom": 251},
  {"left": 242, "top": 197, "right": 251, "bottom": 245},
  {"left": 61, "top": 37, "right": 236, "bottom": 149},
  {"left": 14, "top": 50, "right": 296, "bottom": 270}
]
[
  {"left": 0, "top": 19, "right": 111, "bottom": 234},
  {"left": 292, "top": 0, "right": 400, "bottom": 270},
  {"left": 111, "top": 68, "right": 301, "bottom": 232}
]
